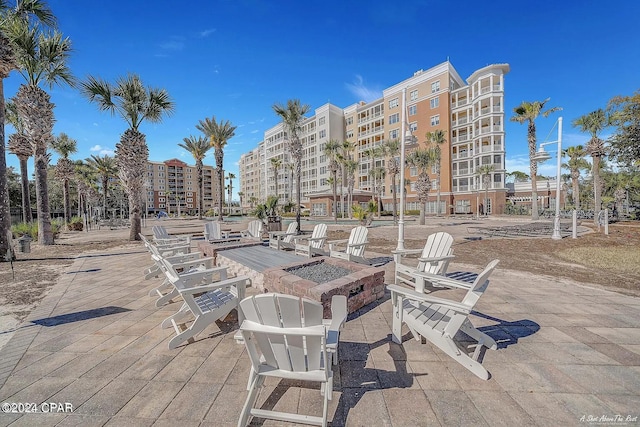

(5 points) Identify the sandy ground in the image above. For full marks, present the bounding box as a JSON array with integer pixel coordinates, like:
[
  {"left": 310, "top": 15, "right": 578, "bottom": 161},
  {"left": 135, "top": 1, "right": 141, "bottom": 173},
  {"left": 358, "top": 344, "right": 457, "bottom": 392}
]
[{"left": 1, "top": 215, "right": 639, "bottom": 351}]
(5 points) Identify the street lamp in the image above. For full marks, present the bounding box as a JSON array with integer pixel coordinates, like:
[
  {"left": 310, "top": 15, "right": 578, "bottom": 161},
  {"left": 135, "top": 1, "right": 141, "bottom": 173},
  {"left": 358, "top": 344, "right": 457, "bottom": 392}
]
[
  {"left": 532, "top": 117, "right": 563, "bottom": 240},
  {"left": 396, "top": 88, "right": 418, "bottom": 251}
]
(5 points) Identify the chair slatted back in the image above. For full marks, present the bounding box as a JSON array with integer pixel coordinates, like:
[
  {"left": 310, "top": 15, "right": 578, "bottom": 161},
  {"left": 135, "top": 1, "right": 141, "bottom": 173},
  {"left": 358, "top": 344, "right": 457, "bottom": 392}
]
[
  {"left": 204, "top": 222, "right": 223, "bottom": 240},
  {"left": 419, "top": 232, "right": 454, "bottom": 274},
  {"left": 282, "top": 222, "right": 297, "bottom": 244},
  {"left": 347, "top": 226, "right": 368, "bottom": 257},
  {"left": 153, "top": 225, "right": 170, "bottom": 240},
  {"left": 248, "top": 220, "right": 263, "bottom": 238},
  {"left": 460, "top": 259, "right": 500, "bottom": 309},
  {"left": 240, "top": 294, "right": 325, "bottom": 373},
  {"left": 310, "top": 223, "right": 328, "bottom": 249}
]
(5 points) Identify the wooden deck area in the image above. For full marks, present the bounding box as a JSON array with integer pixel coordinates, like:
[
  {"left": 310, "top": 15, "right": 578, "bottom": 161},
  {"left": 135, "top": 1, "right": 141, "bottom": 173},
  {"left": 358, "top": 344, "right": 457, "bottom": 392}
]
[{"left": 218, "top": 245, "right": 305, "bottom": 272}]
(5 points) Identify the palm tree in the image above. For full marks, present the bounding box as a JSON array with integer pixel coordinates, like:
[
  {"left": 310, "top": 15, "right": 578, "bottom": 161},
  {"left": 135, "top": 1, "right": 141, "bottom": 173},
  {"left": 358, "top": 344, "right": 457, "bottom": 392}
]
[
  {"left": 338, "top": 140, "right": 354, "bottom": 218},
  {"left": 85, "top": 154, "right": 117, "bottom": 219},
  {"left": 476, "top": 165, "right": 495, "bottom": 216},
  {"left": 270, "top": 157, "right": 281, "bottom": 198},
  {"left": 369, "top": 166, "right": 386, "bottom": 217},
  {"left": 227, "top": 172, "right": 235, "bottom": 215},
  {"left": 362, "top": 146, "right": 380, "bottom": 203},
  {"left": 5, "top": 99, "right": 32, "bottom": 222},
  {"left": 407, "top": 147, "right": 436, "bottom": 225},
  {"left": 383, "top": 138, "right": 400, "bottom": 224},
  {"left": 561, "top": 145, "right": 590, "bottom": 210},
  {"left": 12, "top": 27, "right": 75, "bottom": 245},
  {"left": 572, "top": 109, "right": 610, "bottom": 225},
  {"left": 51, "top": 132, "right": 77, "bottom": 225},
  {"left": 425, "top": 130, "right": 447, "bottom": 215},
  {"left": 178, "top": 135, "right": 210, "bottom": 219},
  {"left": 324, "top": 139, "right": 342, "bottom": 222},
  {"left": 506, "top": 171, "right": 530, "bottom": 183},
  {"left": 510, "top": 98, "right": 561, "bottom": 220},
  {"left": 237, "top": 191, "right": 244, "bottom": 215},
  {"left": 343, "top": 158, "right": 358, "bottom": 219},
  {"left": 272, "top": 99, "right": 310, "bottom": 233},
  {"left": 81, "top": 73, "right": 174, "bottom": 240},
  {"left": 0, "top": 0, "right": 56, "bottom": 259},
  {"left": 196, "top": 116, "right": 236, "bottom": 221},
  {"left": 285, "top": 162, "right": 294, "bottom": 203}
]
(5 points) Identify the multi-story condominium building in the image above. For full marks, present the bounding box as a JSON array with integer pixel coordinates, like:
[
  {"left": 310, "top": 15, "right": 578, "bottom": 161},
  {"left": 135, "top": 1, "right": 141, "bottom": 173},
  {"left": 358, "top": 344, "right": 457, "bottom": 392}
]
[
  {"left": 145, "top": 159, "right": 218, "bottom": 215},
  {"left": 239, "top": 61, "right": 509, "bottom": 216}
]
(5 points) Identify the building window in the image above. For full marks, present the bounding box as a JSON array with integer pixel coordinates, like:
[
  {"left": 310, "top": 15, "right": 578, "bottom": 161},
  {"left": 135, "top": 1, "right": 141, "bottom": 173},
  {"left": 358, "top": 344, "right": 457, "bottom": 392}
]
[
  {"left": 389, "top": 129, "right": 399, "bottom": 139},
  {"left": 347, "top": 130, "right": 354, "bottom": 138},
  {"left": 430, "top": 97, "right": 439, "bottom": 109},
  {"left": 346, "top": 117, "right": 353, "bottom": 126},
  {"left": 410, "top": 167, "right": 417, "bottom": 177},
  {"left": 389, "top": 98, "right": 399, "bottom": 108},
  {"left": 409, "top": 122, "right": 418, "bottom": 133},
  {"left": 409, "top": 105, "right": 417, "bottom": 116},
  {"left": 159, "top": 197, "right": 165, "bottom": 202},
  {"left": 431, "top": 115, "right": 440, "bottom": 126},
  {"left": 410, "top": 90, "right": 418, "bottom": 101},
  {"left": 318, "top": 117, "right": 326, "bottom": 125},
  {"left": 431, "top": 81, "right": 440, "bottom": 93},
  {"left": 319, "top": 129, "right": 326, "bottom": 138},
  {"left": 389, "top": 113, "right": 399, "bottom": 124}
]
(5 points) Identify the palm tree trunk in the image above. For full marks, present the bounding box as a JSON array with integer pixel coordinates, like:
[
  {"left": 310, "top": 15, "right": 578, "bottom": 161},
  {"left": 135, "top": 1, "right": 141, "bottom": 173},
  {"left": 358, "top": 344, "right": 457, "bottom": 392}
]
[
  {"left": 295, "top": 159, "right": 301, "bottom": 233},
  {"left": 528, "top": 121, "right": 539, "bottom": 220},
  {"left": 197, "top": 161, "right": 203, "bottom": 220},
  {"left": 332, "top": 171, "right": 337, "bottom": 223},
  {"left": 436, "top": 169, "right": 441, "bottom": 216},
  {"left": 593, "top": 156, "right": 601, "bottom": 226},
  {"left": 19, "top": 156, "right": 32, "bottom": 222},
  {"left": 0, "top": 80, "right": 11, "bottom": 260},
  {"left": 217, "top": 167, "right": 224, "bottom": 221},
  {"left": 128, "top": 191, "right": 142, "bottom": 240},
  {"left": 572, "top": 175, "right": 580, "bottom": 210},
  {"left": 391, "top": 173, "right": 398, "bottom": 225},
  {"left": 63, "top": 179, "right": 70, "bottom": 225},
  {"left": 420, "top": 202, "right": 426, "bottom": 225},
  {"left": 34, "top": 152, "right": 54, "bottom": 244}
]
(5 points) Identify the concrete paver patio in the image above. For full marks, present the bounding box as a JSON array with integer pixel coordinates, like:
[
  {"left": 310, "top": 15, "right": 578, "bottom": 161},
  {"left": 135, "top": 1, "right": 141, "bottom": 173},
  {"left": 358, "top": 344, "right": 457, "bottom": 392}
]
[{"left": 1, "top": 241, "right": 639, "bottom": 426}]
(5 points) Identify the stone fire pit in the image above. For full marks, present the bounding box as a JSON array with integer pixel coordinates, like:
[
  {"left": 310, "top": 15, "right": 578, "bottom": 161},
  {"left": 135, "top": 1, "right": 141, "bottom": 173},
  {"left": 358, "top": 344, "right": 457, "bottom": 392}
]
[{"left": 263, "top": 257, "right": 385, "bottom": 317}]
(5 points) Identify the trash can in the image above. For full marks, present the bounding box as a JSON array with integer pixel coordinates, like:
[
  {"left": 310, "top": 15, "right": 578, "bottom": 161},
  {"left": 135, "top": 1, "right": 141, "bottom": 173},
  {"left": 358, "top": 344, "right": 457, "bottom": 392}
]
[{"left": 18, "top": 235, "right": 32, "bottom": 253}]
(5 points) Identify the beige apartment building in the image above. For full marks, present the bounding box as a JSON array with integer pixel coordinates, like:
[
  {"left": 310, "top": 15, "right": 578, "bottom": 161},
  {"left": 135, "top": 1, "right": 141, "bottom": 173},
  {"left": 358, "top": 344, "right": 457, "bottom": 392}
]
[
  {"left": 145, "top": 159, "right": 218, "bottom": 216},
  {"left": 239, "top": 61, "right": 509, "bottom": 216}
]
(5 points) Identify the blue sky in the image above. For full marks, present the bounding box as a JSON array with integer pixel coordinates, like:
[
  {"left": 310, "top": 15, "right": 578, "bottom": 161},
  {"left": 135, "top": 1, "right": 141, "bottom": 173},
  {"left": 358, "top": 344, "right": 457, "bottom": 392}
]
[{"left": 4, "top": 0, "right": 640, "bottom": 199}]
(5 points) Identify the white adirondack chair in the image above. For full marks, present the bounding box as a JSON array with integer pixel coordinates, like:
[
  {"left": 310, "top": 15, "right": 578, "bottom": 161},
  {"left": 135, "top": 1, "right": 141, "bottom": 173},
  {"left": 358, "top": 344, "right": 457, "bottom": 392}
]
[
  {"left": 294, "top": 223, "right": 328, "bottom": 258},
  {"left": 237, "top": 293, "right": 347, "bottom": 427},
  {"left": 240, "top": 220, "right": 264, "bottom": 241},
  {"left": 152, "top": 225, "right": 191, "bottom": 245},
  {"left": 268, "top": 221, "right": 297, "bottom": 250},
  {"left": 392, "top": 231, "right": 455, "bottom": 293},
  {"left": 140, "top": 233, "right": 192, "bottom": 281},
  {"left": 158, "top": 257, "right": 251, "bottom": 349},
  {"left": 204, "top": 221, "right": 238, "bottom": 244},
  {"left": 329, "top": 225, "right": 369, "bottom": 264},
  {"left": 387, "top": 259, "right": 500, "bottom": 380}
]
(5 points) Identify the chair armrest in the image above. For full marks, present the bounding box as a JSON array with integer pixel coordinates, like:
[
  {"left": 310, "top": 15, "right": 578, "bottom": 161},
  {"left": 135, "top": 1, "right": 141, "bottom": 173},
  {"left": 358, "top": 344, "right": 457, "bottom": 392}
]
[
  {"left": 328, "top": 239, "right": 349, "bottom": 251},
  {"left": 391, "top": 248, "right": 423, "bottom": 256},
  {"left": 347, "top": 241, "right": 368, "bottom": 249},
  {"left": 179, "top": 276, "right": 251, "bottom": 295},
  {"left": 416, "top": 254, "right": 455, "bottom": 263},
  {"left": 387, "top": 284, "right": 471, "bottom": 314},
  {"left": 169, "top": 256, "right": 214, "bottom": 270},
  {"left": 177, "top": 266, "right": 228, "bottom": 284},
  {"left": 163, "top": 252, "right": 202, "bottom": 264},
  {"left": 410, "top": 271, "right": 472, "bottom": 290}
]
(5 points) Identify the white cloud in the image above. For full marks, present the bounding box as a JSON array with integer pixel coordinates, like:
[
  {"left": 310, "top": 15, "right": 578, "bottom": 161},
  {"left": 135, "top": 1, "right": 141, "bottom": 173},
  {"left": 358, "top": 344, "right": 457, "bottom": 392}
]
[
  {"left": 345, "top": 75, "right": 383, "bottom": 103},
  {"left": 89, "top": 145, "right": 114, "bottom": 156},
  {"left": 506, "top": 154, "right": 561, "bottom": 178},
  {"left": 159, "top": 36, "right": 185, "bottom": 51},
  {"left": 250, "top": 129, "right": 259, "bottom": 134},
  {"left": 199, "top": 28, "right": 216, "bottom": 37}
]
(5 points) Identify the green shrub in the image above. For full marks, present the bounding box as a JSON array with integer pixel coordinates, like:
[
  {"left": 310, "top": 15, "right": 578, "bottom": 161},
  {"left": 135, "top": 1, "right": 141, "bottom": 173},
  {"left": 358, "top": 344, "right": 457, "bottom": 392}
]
[
  {"left": 405, "top": 209, "right": 420, "bottom": 216},
  {"left": 68, "top": 216, "right": 84, "bottom": 231},
  {"left": 11, "top": 222, "right": 34, "bottom": 238}
]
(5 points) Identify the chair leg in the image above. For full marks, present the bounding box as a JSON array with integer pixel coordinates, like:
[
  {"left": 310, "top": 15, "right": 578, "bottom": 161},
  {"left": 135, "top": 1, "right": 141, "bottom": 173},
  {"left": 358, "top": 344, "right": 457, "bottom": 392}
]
[
  {"left": 238, "top": 374, "right": 264, "bottom": 427},
  {"left": 161, "top": 303, "right": 191, "bottom": 329},
  {"left": 460, "top": 320, "right": 498, "bottom": 351},
  {"left": 155, "top": 287, "right": 179, "bottom": 307},
  {"left": 167, "top": 314, "right": 212, "bottom": 350}
]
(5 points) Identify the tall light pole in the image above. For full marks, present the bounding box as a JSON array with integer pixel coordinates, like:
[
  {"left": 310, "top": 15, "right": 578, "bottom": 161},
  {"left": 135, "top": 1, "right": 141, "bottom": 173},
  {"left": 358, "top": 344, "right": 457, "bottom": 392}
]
[
  {"left": 396, "top": 88, "right": 416, "bottom": 251},
  {"left": 533, "top": 117, "right": 563, "bottom": 240}
]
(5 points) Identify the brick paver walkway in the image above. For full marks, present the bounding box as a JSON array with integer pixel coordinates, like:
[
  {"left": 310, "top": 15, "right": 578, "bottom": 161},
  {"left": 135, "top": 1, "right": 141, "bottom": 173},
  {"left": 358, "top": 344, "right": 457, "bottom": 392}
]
[{"left": 1, "top": 236, "right": 639, "bottom": 426}]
